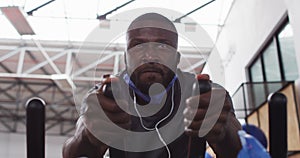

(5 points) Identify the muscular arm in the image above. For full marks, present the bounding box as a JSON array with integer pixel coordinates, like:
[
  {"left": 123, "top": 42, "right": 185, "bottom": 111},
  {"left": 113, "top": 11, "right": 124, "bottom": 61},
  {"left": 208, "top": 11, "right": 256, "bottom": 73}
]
[
  {"left": 62, "top": 117, "right": 108, "bottom": 158},
  {"left": 184, "top": 74, "right": 242, "bottom": 158},
  {"left": 63, "top": 77, "right": 130, "bottom": 158},
  {"left": 209, "top": 112, "right": 242, "bottom": 158}
]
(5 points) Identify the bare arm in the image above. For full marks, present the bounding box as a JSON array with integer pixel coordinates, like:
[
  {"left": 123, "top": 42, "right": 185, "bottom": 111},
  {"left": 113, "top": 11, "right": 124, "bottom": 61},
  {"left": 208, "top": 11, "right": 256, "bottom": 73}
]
[
  {"left": 184, "top": 74, "right": 242, "bottom": 157},
  {"left": 62, "top": 117, "right": 108, "bottom": 158},
  {"left": 209, "top": 112, "right": 242, "bottom": 158},
  {"left": 63, "top": 78, "right": 129, "bottom": 158}
]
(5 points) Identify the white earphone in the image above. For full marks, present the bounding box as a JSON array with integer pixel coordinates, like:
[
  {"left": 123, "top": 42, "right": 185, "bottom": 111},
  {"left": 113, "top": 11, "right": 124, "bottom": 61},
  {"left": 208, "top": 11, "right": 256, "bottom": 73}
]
[{"left": 133, "top": 86, "right": 175, "bottom": 158}]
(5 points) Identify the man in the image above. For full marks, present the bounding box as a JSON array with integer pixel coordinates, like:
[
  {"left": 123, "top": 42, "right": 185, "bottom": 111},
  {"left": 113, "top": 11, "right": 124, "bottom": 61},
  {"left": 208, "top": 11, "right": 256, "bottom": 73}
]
[{"left": 63, "top": 13, "right": 242, "bottom": 158}]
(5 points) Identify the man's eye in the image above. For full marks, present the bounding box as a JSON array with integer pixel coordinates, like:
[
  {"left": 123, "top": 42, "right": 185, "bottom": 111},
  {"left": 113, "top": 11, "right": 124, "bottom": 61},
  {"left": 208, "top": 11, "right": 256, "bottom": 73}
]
[
  {"left": 157, "top": 43, "right": 169, "bottom": 49},
  {"left": 130, "top": 42, "right": 144, "bottom": 49},
  {"left": 135, "top": 44, "right": 144, "bottom": 48}
]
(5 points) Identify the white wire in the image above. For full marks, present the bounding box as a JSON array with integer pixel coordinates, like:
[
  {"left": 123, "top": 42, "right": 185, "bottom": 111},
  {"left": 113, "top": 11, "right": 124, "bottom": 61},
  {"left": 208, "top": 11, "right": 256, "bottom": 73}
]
[{"left": 133, "top": 86, "right": 174, "bottom": 158}]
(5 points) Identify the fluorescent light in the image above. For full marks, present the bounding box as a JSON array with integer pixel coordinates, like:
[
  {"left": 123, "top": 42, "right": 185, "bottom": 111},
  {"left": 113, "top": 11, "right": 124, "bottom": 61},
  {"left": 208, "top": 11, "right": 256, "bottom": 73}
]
[{"left": 1, "top": 6, "right": 35, "bottom": 35}]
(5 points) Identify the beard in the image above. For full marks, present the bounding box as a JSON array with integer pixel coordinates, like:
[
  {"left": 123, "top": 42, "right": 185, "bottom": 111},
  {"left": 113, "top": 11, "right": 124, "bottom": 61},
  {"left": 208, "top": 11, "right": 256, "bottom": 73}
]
[{"left": 129, "top": 63, "right": 175, "bottom": 94}]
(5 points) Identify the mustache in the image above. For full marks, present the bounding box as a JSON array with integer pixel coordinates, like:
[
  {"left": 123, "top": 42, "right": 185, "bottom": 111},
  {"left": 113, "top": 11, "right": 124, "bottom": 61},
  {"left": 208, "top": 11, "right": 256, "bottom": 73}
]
[{"left": 135, "top": 64, "right": 165, "bottom": 75}]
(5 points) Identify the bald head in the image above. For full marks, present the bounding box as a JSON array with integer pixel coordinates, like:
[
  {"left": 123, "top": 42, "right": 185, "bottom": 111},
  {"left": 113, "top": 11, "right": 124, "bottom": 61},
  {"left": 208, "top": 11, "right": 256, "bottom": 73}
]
[
  {"left": 126, "top": 13, "right": 178, "bottom": 49},
  {"left": 127, "top": 13, "right": 178, "bottom": 34}
]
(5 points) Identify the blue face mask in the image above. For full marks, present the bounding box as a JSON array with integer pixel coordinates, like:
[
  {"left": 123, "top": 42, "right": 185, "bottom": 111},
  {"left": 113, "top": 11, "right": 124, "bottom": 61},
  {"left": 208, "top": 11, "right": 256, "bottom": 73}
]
[{"left": 123, "top": 73, "right": 177, "bottom": 104}]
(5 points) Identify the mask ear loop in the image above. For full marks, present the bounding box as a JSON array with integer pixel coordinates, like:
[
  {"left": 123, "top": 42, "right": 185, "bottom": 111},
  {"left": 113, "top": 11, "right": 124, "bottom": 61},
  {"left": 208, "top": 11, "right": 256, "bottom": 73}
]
[{"left": 133, "top": 85, "right": 175, "bottom": 158}]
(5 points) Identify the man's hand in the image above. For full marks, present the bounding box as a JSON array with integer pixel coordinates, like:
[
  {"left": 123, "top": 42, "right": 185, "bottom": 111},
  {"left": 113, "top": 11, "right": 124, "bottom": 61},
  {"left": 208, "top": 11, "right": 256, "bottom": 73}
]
[
  {"left": 63, "top": 77, "right": 131, "bottom": 158},
  {"left": 183, "top": 74, "right": 241, "bottom": 157},
  {"left": 82, "top": 77, "right": 131, "bottom": 146},
  {"left": 184, "top": 86, "right": 231, "bottom": 143}
]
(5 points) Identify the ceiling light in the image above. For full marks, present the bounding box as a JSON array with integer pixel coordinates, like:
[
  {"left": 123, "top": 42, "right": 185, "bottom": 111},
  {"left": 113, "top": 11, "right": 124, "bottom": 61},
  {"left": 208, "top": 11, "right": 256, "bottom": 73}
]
[{"left": 1, "top": 6, "right": 35, "bottom": 35}]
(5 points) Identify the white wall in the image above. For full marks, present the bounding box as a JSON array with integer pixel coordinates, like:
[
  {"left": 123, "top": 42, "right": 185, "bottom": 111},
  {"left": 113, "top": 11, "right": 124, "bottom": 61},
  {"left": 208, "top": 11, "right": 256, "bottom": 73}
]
[
  {"left": 213, "top": 0, "right": 293, "bottom": 93},
  {"left": 0, "top": 132, "right": 69, "bottom": 158}
]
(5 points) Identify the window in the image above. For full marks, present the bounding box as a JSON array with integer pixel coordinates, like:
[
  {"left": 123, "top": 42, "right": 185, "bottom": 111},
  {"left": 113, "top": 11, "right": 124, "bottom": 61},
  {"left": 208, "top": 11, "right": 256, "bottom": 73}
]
[
  {"left": 250, "top": 57, "right": 264, "bottom": 82},
  {"left": 247, "top": 20, "right": 298, "bottom": 107},
  {"left": 263, "top": 40, "right": 281, "bottom": 82},
  {"left": 263, "top": 40, "right": 283, "bottom": 94},
  {"left": 250, "top": 58, "right": 266, "bottom": 108},
  {"left": 278, "top": 23, "right": 299, "bottom": 81},
  {"left": 248, "top": 21, "right": 298, "bottom": 83}
]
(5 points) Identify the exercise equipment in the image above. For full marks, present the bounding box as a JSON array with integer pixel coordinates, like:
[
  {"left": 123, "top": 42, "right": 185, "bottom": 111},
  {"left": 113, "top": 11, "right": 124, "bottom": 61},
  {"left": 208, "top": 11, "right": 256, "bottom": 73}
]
[
  {"left": 26, "top": 97, "right": 46, "bottom": 158},
  {"left": 268, "top": 92, "right": 287, "bottom": 158}
]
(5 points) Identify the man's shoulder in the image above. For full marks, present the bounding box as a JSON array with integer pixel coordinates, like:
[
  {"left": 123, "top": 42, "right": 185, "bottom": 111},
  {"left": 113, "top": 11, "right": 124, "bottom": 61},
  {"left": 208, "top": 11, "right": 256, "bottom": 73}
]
[
  {"left": 176, "top": 69, "right": 195, "bottom": 82},
  {"left": 176, "top": 70, "right": 196, "bottom": 95}
]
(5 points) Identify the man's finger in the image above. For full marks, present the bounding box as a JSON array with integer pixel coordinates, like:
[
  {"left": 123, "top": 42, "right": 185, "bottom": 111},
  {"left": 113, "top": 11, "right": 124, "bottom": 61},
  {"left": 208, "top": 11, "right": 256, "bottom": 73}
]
[
  {"left": 105, "top": 111, "right": 131, "bottom": 124},
  {"left": 183, "top": 108, "right": 206, "bottom": 120},
  {"left": 186, "top": 93, "right": 211, "bottom": 109},
  {"left": 97, "top": 94, "right": 127, "bottom": 112}
]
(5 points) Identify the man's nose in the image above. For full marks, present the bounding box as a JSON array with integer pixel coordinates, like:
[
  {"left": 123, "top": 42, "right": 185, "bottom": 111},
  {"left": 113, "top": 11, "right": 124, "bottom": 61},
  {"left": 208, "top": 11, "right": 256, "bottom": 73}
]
[{"left": 142, "top": 44, "right": 159, "bottom": 63}]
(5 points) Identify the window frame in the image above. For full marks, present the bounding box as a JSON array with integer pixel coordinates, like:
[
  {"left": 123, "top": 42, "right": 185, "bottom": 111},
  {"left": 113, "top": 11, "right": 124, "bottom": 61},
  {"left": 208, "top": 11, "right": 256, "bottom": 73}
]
[{"left": 247, "top": 18, "right": 292, "bottom": 83}]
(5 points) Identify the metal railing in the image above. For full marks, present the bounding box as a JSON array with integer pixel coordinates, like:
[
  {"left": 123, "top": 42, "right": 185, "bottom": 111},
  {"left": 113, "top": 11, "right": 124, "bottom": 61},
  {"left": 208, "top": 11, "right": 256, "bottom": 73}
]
[{"left": 231, "top": 81, "right": 292, "bottom": 119}]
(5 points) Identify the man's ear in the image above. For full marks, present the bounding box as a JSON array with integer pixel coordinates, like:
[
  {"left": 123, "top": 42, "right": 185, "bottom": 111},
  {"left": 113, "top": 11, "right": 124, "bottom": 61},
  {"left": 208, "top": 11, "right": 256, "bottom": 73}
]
[{"left": 176, "top": 51, "right": 181, "bottom": 65}]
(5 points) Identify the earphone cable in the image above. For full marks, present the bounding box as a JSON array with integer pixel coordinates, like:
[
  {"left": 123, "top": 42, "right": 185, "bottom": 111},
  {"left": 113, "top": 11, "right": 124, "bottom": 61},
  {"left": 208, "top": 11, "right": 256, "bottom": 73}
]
[{"left": 133, "top": 86, "right": 175, "bottom": 158}]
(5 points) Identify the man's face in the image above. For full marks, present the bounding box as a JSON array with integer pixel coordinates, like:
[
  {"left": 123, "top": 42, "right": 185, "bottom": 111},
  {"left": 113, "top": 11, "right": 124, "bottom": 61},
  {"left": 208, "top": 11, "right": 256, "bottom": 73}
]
[{"left": 125, "top": 27, "right": 179, "bottom": 91}]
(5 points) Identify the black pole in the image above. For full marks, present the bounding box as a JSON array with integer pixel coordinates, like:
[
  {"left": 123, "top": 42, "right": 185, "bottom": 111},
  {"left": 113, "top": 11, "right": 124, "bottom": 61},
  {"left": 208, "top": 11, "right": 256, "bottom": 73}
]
[
  {"left": 26, "top": 97, "right": 46, "bottom": 158},
  {"left": 268, "top": 92, "right": 287, "bottom": 158},
  {"left": 174, "top": 0, "right": 216, "bottom": 23},
  {"left": 27, "top": 0, "right": 56, "bottom": 15},
  {"left": 97, "top": 0, "right": 135, "bottom": 20}
]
